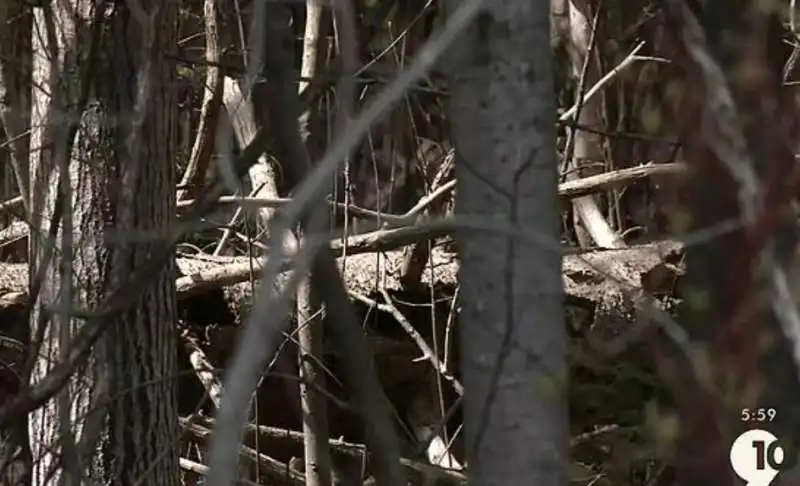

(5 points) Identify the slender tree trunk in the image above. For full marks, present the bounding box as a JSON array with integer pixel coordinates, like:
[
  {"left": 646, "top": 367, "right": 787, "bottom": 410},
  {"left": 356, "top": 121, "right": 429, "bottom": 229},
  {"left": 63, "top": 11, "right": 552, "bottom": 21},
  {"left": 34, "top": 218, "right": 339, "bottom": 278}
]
[
  {"left": 447, "top": 1, "right": 568, "bottom": 485},
  {"left": 557, "top": 0, "right": 624, "bottom": 249},
  {"left": 298, "top": 4, "right": 332, "bottom": 485},
  {"left": 27, "top": 2, "right": 180, "bottom": 484}
]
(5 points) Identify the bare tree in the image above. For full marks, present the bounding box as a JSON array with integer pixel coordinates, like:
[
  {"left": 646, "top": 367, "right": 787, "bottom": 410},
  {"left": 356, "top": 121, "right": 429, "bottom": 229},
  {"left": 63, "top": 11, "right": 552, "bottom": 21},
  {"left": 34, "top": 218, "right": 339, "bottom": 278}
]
[
  {"left": 447, "top": 1, "right": 568, "bottom": 485},
  {"left": 296, "top": 5, "right": 333, "bottom": 484},
  {"left": 26, "top": 1, "right": 180, "bottom": 484}
]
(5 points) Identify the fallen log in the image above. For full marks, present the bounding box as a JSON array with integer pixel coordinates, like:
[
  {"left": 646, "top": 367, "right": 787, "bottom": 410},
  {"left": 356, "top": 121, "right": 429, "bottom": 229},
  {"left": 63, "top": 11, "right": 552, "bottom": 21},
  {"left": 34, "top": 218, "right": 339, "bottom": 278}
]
[
  {"left": 0, "top": 239, "right": 682, "bottom": 310},
  {"left": 0, "top": 238, "right": 682, "bottom": 483}
]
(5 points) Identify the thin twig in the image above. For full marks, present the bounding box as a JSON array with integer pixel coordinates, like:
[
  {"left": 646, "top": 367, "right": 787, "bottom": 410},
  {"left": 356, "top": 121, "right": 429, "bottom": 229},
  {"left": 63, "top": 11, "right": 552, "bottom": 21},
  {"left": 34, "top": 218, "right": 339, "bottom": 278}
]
[
  {"left": 349, "top": 289, "right": 464, "bottom": 396},
  {"left": 559, "top": 41, "right": 646, "bottom": 123}
]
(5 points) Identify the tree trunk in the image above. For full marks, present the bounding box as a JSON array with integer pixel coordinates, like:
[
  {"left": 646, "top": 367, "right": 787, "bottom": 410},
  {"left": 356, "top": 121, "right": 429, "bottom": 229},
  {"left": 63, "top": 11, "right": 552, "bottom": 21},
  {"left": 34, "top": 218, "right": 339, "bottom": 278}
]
[
  {"left": 447, "top": 2, "right": 568, "bottom": 486},
  {"left": 556, "top": 0, "right": 624, "bottom": 249},
  {"left": 27, "top": 2, "right": 180, "bottom": 485}
]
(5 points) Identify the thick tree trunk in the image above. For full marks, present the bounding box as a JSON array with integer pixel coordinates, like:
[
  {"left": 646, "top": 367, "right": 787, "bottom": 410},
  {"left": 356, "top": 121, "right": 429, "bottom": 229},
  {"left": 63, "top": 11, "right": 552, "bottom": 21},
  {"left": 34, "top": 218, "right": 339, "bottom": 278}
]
[
  {"left": 447, "top": 2, "right": 568, "bottom": 486},
  {"left": 27, "top": 2, "right": 180, "bottom": 485}
]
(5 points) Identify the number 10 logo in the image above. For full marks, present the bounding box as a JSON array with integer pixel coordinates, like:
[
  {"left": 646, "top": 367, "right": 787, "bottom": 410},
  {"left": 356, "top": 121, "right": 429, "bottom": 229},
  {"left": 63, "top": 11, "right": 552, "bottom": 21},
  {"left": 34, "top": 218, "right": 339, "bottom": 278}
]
[{"left": 730, "top": 429, "right": 796, "bottom": 486}]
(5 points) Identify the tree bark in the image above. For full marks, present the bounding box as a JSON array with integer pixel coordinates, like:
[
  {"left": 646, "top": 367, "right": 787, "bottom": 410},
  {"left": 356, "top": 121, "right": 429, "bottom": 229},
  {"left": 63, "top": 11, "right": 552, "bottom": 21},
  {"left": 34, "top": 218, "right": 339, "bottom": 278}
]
[
  {"left": 447, "top": 1, "right": 568, "bottom": 485},
  {"left": 557, "top": 0, "right": 624, "bottom": 249},
  {"left": 27, "top": 2, "right": 180, "bottom": 484}
]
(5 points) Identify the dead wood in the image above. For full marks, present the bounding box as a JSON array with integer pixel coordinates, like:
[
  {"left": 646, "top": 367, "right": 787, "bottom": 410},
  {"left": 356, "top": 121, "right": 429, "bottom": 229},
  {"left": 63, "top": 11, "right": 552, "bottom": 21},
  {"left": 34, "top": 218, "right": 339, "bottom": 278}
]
[
  {"left": 0, "top": 237, "right": 682, "bottom": 484},
  {"left": 179, "top": 415, "right": 468, "bottom": 486},
  {"left": 0, "top": 162, "right": 687, "bottom": 247},
  {"left": 0, "top": 236, "right": 683, "bottom": 418},
  {"left": 181, "top": 417, "right": 306, "bottom": 486},
  {"left": 0, "top": 239, "right": 683, "bottom": 311},
  {"left": 0, "top": 232, "right": 682, "bottom": 428},
  {"left": 0, "top": 196, "right": 23, "bottom": 217},
  {"left": 0, "top": 221, "right": 26, "bottom": 262},
  {"left": 176, "top": 0, "right": 222, "bottom": 204},
  {"left": 558, "top": 162, "right": 686, "bottom": 200}
]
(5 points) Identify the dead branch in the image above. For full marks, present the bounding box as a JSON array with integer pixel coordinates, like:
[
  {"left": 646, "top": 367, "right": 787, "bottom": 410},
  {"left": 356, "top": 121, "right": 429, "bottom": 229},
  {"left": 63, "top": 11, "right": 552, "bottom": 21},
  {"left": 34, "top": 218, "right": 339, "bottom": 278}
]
[
  {"left": 0, "top": 221, "right": 26, "bottom": 248},
  {"left": 184, "top": 415, "right": 469, "bottom": 485},
  {"left": 220, "top": 77, "right": 291, "bottom": 251},
  {"left": 0, "top": 162, "right": 687, "bottom": 245},
  {"left": 0, "top": 196, "right": 23, "bottom": 217},
  {"left": 182, "top": 418, "right": 305, "bottom": 486},
  {"left": 0, "top": 229, "right": 682, "bottom": 309},
  {"left": 181, "top": 330, "right": 224, "bottom": 408},
  {"left": 179, "top": 458, "right": 260, "bottom": 486},
  {"left": 350, "top": 289, "right": 463, "bottom": 396},
  {"left": 176, "top": 0, "right": 222, "bottom": 203},
  {"left": 558, "top": 162, "right": 686, "bottom": 199}
]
